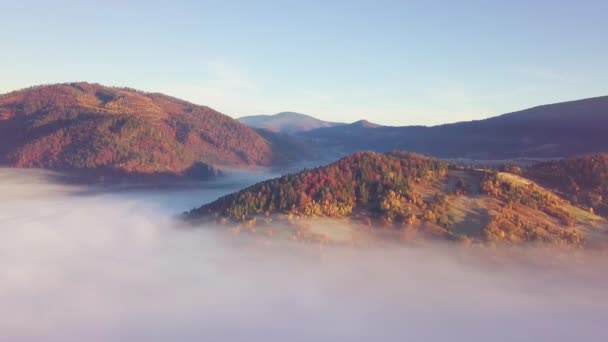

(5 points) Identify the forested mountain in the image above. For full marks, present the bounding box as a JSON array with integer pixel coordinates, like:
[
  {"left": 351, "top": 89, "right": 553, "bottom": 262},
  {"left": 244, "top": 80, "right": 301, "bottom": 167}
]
[
  {"left": 186, "top": 151, "right": 605, "bottom": 247},
  {"left": 525, "top": 154, "right": 608, "bottom": 216},
  {"left": 238, "top": 112, "right": 345, "bottom": 134},
  {"left": 0, "top": 83, "right": 296, "bottom": 179},
  {"left": 299, "top": 96, "right": 608, "bottom": 159}
]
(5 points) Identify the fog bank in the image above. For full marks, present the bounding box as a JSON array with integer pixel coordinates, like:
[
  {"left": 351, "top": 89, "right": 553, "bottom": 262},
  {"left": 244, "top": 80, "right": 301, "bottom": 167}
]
[{"left": 0, "top": 169, "right": 607, "bottom": 341}]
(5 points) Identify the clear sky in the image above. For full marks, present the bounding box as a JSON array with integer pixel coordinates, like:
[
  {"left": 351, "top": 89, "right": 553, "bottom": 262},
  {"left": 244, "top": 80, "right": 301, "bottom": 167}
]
[{"left": 1, "top": 0, "right": 607, "bottom": 126}]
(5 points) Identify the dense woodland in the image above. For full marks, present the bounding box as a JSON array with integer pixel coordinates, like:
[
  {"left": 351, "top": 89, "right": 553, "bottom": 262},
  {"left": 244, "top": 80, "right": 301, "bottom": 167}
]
[
  {"left": 188, "top": 151, "right": 593, "bottom": 246},
  {"left": 189, "top": 151, "right": 448, "bottom": 222},
  {"left": 0, "top": 83, "right": 293, "bottom": 178},
  {"left": 525, "top": 154, "right": 608, "bottom": 216}
]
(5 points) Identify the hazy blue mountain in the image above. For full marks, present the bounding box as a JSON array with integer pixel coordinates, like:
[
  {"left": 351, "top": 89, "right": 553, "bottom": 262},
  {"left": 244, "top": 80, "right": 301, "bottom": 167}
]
[
  {"left": 238, "top": 112, "right": 346, "bottom": 134},
  {"left": 300, "top": 96, "right": 608, "bottom": 159}
]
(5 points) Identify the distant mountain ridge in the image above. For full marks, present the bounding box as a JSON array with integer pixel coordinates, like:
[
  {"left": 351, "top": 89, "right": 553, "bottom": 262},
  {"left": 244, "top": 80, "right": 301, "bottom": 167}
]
[
  {"left": 0, "top": 83, "right": 296, "bottom": 179},
  {"left": 299, "top": 96, "right": 608, "bottom": 159},
  {"left": 3, "top": 83, "right": 607, "bottom": 180},
  {"left": 238, "top": 112, "right": 345, "bottom": 134}
]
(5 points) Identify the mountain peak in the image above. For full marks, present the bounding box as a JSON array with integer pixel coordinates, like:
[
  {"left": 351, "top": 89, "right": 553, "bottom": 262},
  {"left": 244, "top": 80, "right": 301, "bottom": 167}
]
[
  {"left": 273, "top": 112, "right": 311, "bottom": 118},
  {"left": 0, "top": 82, "right": 295, "bottom": 179},
  {"left": 238, "top": 112, "right": 345, "bottom": 134},
  {"left": 350, "top": 119, "right": 381, "bottom": 128}
]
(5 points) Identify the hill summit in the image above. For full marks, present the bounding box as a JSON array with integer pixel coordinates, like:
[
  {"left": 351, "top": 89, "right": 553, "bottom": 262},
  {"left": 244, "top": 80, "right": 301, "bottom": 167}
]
[
  {"left": 0, "top": 83, "right": 290, "bottom": 179},
  {"left": 238, "top": 112, "right": 345, "bottom": 134},
  {"left": 186, "top": 151, "right": 606, "bottom": 247}
]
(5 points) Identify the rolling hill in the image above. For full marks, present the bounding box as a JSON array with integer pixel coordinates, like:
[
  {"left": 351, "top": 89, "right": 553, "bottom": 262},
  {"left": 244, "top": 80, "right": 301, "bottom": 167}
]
[
  {"left": 525, "top": 154, "right": 608, "bottom": 216},
  {"left": 238, "top": 112, "right": 345, "bottom": 134},
  {"left": 185, "top": 151, "right": 606, "bottom": 247},
  {"left": 299, "top": 96, "right": 608, "bottom": 159},
  {"left": 0, "top": 83, "right": 296, "bottom": 179}
]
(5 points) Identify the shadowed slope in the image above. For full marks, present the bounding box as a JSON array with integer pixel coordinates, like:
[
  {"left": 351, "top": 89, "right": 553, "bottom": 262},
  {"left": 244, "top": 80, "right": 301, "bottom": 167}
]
[{"left": 300, "top": 96, "right": 608, "bottom": 159}]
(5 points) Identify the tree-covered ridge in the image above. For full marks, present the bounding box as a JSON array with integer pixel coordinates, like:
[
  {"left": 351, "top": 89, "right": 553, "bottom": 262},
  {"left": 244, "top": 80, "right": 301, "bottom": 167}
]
[
  {"left": 525, "top": 154, "right": 608, "bottom": 216},
  {"left": 186, "top": 152, "right": 604, "bottom": 247},
  {"left": 188, "top": 151, "right": 448, "bottom": 221},
  {"left": 0, "top": 83, "right": 291, "bottom": 178}
]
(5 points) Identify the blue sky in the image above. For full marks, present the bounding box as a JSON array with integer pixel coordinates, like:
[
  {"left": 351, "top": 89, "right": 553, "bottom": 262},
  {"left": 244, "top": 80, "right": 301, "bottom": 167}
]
[{"left": 1, "top": 0, "right": 607, "bottom": 125}]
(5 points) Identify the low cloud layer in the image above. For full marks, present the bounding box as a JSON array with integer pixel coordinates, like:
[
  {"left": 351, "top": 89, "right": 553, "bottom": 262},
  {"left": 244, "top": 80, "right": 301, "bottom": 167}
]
[{"left": 0, "top": 169, "right": 607, "bottom": 341}]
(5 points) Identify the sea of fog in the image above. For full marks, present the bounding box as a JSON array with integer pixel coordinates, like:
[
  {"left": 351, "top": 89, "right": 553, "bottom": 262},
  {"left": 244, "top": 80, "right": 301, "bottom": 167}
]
[{"left": 1, "top": 168, "right": 607, "bottom": 342}]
